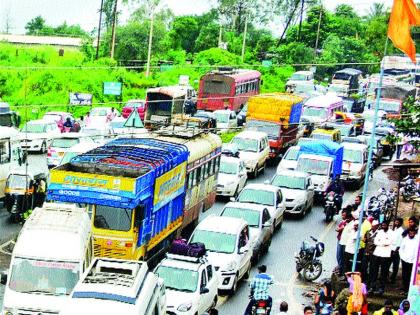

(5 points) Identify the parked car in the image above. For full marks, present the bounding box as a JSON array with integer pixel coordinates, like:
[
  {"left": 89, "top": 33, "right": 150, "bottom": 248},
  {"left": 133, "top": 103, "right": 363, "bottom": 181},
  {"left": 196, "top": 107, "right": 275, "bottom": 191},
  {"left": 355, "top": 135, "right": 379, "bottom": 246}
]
[
  {"left": 213, "top": 109, "right": 237, "bottom": 133},
  {"left": 47, "top": 134, "right": 95, "bottom": 167},
  {"left": 271, "top": 170, "right": 314, "bottom": 218},
  {"left": 277, "top": 145, "right": 300, "bottom": 171},
  {"left": 43, "top": 111, "right": 74, "bottom": 132},
  {"left": 217, "top": 155, "right": 247, "bottom": 197},
  {"left": 231, "top": 131, "right": 269, "bottom": 178},
  {"left": 110, "top": 117, "right": 147, "bottom": 136},
  {"left": 20, "top": 119, "right": 61, "bottom": 153},
  {"left": 122, "top": 99, "right": 146, "bottom": 120},
  {"left": 236, "top": 183, "right": 285, "bottom": 230},
  {"left": 220, "top": 202, "right": 273, "bottom": 263},
  {"left": 90, "top": 106, "right": 121, "bottom": 125},
  {"left": 155, "top": 253, "right": 218, "bottom": 315},
  {"left": 189, "top": 216, "right": 252, "bottom": 295},
  {"left": 286, "top": 71, "right": 314, "bottom": 92}
]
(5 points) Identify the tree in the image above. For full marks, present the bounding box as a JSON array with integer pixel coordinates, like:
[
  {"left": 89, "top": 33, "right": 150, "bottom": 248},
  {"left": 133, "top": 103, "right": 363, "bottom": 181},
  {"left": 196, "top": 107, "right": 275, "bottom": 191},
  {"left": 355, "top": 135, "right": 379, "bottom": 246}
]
[
  {"left": 273, "top": 42, "right": 314, "bottom": 65},
  {"left": 193, "top": 47, "right": 242, "bottom": 65},
  {"left": 194, "top": 23, "right": 220, "bottom": 52},
  {"left": 167, "top": 16, "right": 199, "bottom": 53},
  {"left": 334, "top": 4, "right": 358, "bottom": 19},
  {"left": 392, "top": 97, "right": 420, "bottom": 148},
  {"left": 367, "top": 3, "right": 387, "bottom": 20},
  {"left": 25, "top": 16, "right": 49, "bottom": 35}
]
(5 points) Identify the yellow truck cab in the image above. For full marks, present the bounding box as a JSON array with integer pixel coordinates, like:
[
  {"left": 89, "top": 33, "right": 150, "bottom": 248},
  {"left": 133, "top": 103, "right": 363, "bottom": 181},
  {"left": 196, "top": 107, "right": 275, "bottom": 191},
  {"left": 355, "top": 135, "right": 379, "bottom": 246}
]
[{"left": 311, "top": 126, "right": 342, "bottom": 143}]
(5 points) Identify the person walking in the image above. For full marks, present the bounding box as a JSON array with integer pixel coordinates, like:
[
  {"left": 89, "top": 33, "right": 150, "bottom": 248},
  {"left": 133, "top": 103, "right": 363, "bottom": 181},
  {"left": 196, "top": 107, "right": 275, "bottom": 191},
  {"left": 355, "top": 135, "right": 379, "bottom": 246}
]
[
  {"left": 390, "top": 217, "right": 404, "bottom": 283},
  {"left": 399, "top": 228, "right": 418, "bottom": 293},
  {"left": 344, "top": 221, "right": 360, "bottom": 273},
  {"left": 85, "top": 111, "right": 91, "bottom": 127},
  {"left": 371, "top": 221, "right": 393, "bottom": 295},
  {"left": 339, "top": 207, "right": 353, "bottom": 275}
]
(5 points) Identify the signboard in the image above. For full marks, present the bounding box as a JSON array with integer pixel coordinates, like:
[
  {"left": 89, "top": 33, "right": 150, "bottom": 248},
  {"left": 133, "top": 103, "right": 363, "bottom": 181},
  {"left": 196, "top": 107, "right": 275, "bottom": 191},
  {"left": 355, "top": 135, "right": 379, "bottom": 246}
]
[
  {"left": 262, "top": 60, "right": 272, "bottom": 68},
  {"left": 103, "top": 82, "right": 122, "bottom": 96},
  {"left": 154, "top": 162, "right": 187, "bottom": 210},
  {"left": 69, "top": 93, "right": 92, "bottom": 106}
]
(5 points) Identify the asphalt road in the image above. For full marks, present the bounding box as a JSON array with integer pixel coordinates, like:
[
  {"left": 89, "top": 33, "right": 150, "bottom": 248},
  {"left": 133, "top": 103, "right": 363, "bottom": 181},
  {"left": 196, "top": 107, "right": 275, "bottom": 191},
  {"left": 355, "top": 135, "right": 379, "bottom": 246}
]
[{"left": 0, "top": 153, "right": 394, "bottom": 313}]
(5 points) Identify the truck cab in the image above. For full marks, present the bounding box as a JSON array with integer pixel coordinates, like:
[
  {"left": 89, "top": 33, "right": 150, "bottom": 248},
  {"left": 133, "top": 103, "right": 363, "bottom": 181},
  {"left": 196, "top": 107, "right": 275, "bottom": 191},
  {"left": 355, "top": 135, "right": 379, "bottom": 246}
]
[
  {"left": 311, "top": 127, "right": 342, "bottom": 143},
  {"left": 0, "top": 102, "right": 20, "bottom": 128},
  {"left": 296, "top": 154, "right": 334, "bottom": 196}
]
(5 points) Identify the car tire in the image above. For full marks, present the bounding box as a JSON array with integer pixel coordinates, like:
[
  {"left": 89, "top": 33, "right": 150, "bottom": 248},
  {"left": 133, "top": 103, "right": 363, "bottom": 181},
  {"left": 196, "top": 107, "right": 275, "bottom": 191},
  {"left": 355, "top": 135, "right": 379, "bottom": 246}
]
[
  {"left": 253, "top": 166, "right": 258, "bottom": 178},
  {"left": 233, "top": 186, "right": 239, "bottom": 199},
  {"left": 261, "top": 162, "right": 266, "bottom": 174},
  {"left": 243, "top": 264, "right": 251, "bottom": 280},
  {"left": 211, "top": 296, "right": 218, "bottom": 309}
]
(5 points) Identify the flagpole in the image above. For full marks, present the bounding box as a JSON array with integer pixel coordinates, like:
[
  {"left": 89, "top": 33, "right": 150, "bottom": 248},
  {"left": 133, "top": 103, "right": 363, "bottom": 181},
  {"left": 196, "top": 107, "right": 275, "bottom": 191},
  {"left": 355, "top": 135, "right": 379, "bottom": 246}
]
[{"left": 351, "top": 38, "right": 389, "bottom": 272}]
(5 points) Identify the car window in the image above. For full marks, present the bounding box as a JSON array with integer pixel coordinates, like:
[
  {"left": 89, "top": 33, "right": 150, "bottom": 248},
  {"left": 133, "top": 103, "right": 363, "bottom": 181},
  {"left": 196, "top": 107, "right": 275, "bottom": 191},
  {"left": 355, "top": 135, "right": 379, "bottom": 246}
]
[
  {"left": 206, "top": 265, "right": 213, "bottom": 281},
  {"left": 277, "top": 191, "right": 282, "bottom": 204},
  {"left": 262, "top": 209, "right": 271, "bottom": 223},
  {"left": 239, "top": 227, "right": 249, "bottom": 248},
  {"left": 201, "top": 269, "right": 207, "bottom": 289}
]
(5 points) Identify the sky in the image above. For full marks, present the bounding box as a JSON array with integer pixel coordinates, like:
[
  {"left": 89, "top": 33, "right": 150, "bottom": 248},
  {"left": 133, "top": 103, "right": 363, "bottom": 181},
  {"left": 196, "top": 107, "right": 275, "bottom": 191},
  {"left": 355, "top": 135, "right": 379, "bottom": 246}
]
[{"left": 0, "top": 0, "right": 395, "bottom": 35}]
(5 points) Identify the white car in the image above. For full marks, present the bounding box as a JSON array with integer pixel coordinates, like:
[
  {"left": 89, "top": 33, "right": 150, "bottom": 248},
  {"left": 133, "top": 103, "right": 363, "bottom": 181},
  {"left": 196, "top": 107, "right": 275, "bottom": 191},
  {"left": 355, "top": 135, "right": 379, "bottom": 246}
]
[
  {"left": 271, "top": 170, "right": 314, "bottom": 218},
  {"left": 47, "top": 134, "right": 95, "bottom": 167},
  {"left": 220, "top": 202, "right": 273, "bottom": 264},
  {"left": 89, "top": 107, "right": 121, "bottom": 125},
  {"left": 236, "top": 183, "right": 285, "bottom": 230},
  {"left": 155, "top": 254, "right": 218, "bottom": 315},
  {"left": 217, "top": 156, "right": 247, "bottom": 197},
  {"left": 213, "top": 110, "right": 237, "bottom": 133},
  {"left": 58, "top": 142, "right": 100, "bottom": 166},
  {"left": 277, "top": 145, "right": 300, "bottom": 171},
  {"left": 231, "top": 131, "right": 269, "bottom": 178},
  {"left": 189, "top": 216, "right": 252, "bottom": 295},
  {"left": 19, "top": 119, "right": 61, "bottom": 153},
  {"left": 341, "top": 142, "right": 368, "bottom": 188}
]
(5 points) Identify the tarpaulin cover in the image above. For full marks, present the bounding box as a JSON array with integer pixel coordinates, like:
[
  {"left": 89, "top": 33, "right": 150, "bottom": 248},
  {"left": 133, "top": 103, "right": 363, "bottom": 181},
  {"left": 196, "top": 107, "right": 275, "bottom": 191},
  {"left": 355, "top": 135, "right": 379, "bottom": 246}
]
[{"left": 297, "top": 140, "right": 344, "bottom": 177}]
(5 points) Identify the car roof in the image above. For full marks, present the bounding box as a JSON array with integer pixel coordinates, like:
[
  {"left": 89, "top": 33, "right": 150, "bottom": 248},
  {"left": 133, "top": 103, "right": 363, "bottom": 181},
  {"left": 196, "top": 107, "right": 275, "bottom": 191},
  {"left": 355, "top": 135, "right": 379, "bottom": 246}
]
[
  {"left": 274, "top": 169, "right": 308, "bottom": 177},
  {"left": 223, "top": 202, "right": 267, "bottom": 212},
  {"left": 342, "top": 142, "right": 368, "bottom": 150},
  {"left": 304, "top": 94, "right": 343, "bottom": 107},
  {"left": 242, "top": 183, "right": 279, "bottom": 193},
  {"left": 234, "top": 130, "right": 267, "bottom": 140},
  {"left": 196, "top": 216, "right": 247, "bottom": 234}
]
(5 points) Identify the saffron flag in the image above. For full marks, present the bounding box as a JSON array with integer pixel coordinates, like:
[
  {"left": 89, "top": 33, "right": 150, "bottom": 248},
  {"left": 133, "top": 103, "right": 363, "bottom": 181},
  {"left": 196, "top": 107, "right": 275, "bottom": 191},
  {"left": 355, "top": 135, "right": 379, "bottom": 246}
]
[{"left": 388, "top": 0, "right": 420, "bottom": 63}]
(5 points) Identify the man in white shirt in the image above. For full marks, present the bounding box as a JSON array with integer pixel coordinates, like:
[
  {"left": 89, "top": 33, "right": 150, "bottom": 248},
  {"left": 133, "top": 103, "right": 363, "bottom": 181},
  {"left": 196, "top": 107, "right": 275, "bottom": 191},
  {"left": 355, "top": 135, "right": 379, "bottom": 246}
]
[
  {"left": 344, "top": 221, "right": 360, "bottom": 273},
  {"left": 370, "top": 221, "right": 393, "bottom": 294},
  {"left": 339, "top": 214, "right": 354, "bottom": 273},
  {"left": 390, "top": 217, "right": 404, "bottom": 283},
  {"left": 399, "top": 228, "right": 419, "bottom": 293}
]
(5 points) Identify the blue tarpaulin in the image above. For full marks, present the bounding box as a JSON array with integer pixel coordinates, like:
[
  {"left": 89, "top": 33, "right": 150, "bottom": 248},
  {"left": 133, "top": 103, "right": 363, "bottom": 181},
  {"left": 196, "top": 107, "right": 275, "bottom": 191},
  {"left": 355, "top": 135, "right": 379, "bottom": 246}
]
[
  {"left": 289, "top": 102, "right": 302, "bottom": 125},
  {"left": 297, "top": 140, "right": 344, "bottom": 178}
]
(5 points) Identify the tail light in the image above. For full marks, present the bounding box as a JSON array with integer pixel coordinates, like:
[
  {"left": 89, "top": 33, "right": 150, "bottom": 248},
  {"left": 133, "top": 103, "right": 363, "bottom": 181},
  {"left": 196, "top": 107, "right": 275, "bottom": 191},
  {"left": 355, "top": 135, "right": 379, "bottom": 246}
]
[{"left": 257, "top": 301, "right": 267, "bottom": 307}]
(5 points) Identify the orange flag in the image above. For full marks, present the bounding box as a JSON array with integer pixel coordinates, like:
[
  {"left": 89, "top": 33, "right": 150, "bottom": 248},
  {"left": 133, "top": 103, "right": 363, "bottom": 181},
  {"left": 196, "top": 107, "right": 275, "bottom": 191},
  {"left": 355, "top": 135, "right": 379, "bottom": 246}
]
[{"left": 388, "top": 0, "right": 420, "bottom": 63}]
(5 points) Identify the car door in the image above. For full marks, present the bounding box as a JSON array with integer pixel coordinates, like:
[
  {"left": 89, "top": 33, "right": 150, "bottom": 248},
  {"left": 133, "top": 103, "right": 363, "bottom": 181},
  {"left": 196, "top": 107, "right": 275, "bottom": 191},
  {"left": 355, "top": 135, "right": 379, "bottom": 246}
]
[
  {"left": 276, "top": 190, "right": 285, "bottom": 219},
  {"left": 237, "top": 227, "right": 251, "bottom": 277},
  {"left": 262, "top": 137, "right": 269, "bottom": 163},
  {"left": 261, "top": 209, "right": 273, "bottom": 242},
  {"left": 205, "top": 264, "right": 217, "bottom": 310},
  {"left": 238, "top": 161, "right": 247, "bottom": 191},
  {"left": 307, "top": 177, "right": 314, "bottom": 207},
  {"left": 198, "top": 268, "right": 210, "bottom": 314}
]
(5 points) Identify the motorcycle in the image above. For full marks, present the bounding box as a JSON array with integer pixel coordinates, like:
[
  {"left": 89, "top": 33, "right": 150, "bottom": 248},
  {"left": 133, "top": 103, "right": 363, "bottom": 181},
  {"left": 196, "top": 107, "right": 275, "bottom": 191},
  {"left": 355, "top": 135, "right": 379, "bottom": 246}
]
[
  {"left": 295, "top": 236, "right": 325, "bottom": 281},
  {"left": 250, "top": 299, "right": 271, "bottom": 315},
  {"left": 323, "top": 192, "right": 337, "bottom": 222},
  {"left": 400, "top": 176, "right": 419, "bottom": 202}
]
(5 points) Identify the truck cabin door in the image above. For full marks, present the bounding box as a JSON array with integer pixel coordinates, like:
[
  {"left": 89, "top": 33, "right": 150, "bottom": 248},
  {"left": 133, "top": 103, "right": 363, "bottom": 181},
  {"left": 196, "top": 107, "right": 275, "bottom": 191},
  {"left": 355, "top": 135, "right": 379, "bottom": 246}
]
[{"left": 135, "top": 204, "right": 148, "bottom": 245}]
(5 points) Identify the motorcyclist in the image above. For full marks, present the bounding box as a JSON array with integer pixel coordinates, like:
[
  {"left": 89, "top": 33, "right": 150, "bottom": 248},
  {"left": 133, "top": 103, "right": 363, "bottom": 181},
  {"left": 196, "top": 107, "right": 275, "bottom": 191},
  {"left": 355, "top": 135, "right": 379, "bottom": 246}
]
[
  {"left": 244, "top": 265, "right": 273, "bottom": 315},
  {"left": 325, "top": 177, "right": 344, "bottom": 212}
]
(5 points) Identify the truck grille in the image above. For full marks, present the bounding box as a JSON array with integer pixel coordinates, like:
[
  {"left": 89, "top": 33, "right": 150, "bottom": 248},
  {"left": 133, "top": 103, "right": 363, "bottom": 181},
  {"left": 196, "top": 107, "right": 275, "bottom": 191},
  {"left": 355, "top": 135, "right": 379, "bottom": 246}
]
[{"left": 93, "top": 240, "right": 128, "bottom": 259}]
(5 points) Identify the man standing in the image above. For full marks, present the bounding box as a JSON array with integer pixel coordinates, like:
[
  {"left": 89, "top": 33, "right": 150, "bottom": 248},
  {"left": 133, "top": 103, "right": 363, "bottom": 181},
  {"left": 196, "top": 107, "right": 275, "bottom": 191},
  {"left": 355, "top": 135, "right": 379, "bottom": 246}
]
[
  {"left": 244, "top": 265, "right": 273, "bottom": 315},
  {"left": 399, "top": 228, "right": 418, "bottom": 293},
  {"left": 345, "top": 221, "right": 360, "bottom": 272},
  {"left": 371, "top": 221, "right": 393, "bottom": 295},
  {"left": 336, "top": 209, "right": 351, "bottom": 275},
  {"left": 338, "top": 207, "right": 353, "bottom": 275},
  {"left": 363, "top": 220, "right": 379, "bottom": 285},
  {"left": 390, "top": 217, "right": 404, "bottom": 283}
]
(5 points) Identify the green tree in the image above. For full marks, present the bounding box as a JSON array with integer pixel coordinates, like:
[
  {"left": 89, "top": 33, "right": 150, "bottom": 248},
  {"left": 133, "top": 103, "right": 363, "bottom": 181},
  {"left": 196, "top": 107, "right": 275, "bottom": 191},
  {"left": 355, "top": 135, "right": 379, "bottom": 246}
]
[
  {"left": 167, "top": 16, "right": 199, "bottom": 53},
  {"left": 194, "top": 23, "right": 220, "bottom": 52},
  {"left": 367, "top": 2, "right": 387, "bottom": 20},
  {"left": 25, "top": 16, "right": 51, "bottom": 35},
  {"left": 193, "top": 47, "right": 242, "bottom": 65},
  {"left": 273, "top": 42, "right": 314, "bottom": 65}
]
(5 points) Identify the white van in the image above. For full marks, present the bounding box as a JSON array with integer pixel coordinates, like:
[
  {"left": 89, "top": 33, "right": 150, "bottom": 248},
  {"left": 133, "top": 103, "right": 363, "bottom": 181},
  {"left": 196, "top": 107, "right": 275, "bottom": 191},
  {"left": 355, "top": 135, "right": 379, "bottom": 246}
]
[
  {"left": 341, "top": 142, "right": 368, "bottom": 187},
  {"left": 231, "top": 130, "right": 269, "bottom": 178},
  {"left": 1, "top": 203, "right": 92, "bottom": 315},
  {"left": 189, "top": 216, "right": 252, "bottom": 295},
  {"left": 60, "top": 258, "right": 166, "bottom": 315}
]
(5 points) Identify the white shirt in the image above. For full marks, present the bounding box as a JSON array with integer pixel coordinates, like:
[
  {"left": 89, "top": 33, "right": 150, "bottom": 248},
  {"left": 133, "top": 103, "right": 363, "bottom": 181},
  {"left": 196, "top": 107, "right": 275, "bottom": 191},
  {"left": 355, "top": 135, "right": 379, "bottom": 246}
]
[
  {"left": 373, "top": 229, "right": 393, "bottom": 258},
  {"left": 391, "top": 226, "right": 404, "bottom": 251},
  {"left": 345, "top": 229, "right": 359, "bottom": 254},
  {"left": 400, "top": 234, "right": 419, "bottom": 264},
  {"left": 340, "top": 222, "right": 353, "bottom": 246}
]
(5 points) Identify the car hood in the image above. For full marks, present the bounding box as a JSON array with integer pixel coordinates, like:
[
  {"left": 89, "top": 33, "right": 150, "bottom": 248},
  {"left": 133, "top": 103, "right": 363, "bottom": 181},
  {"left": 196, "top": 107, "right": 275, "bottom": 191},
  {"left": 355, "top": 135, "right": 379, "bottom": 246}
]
[
  {"left": 310, "top": 174, "right": 329, "bottom": 188},
  {"left": 217, "top": 173, "right": 238, "bottom": 185},
  {"left": 3, "top": 289, "right": 67, "bottom": 314},
  {"left": 206, "top": 251, "right": 236, "bottom": 270},
  {"left": 239, "top": 151, "right": 259, "bottom": 161},
  {"left": 278, "top": 160, "right": 297, "bottom": 171},
  {"left": 165, "top": 289, "right": 195, "bottom": 309},
  {"left": 280, "top": 187, "right": 306, "bottom": 201}
]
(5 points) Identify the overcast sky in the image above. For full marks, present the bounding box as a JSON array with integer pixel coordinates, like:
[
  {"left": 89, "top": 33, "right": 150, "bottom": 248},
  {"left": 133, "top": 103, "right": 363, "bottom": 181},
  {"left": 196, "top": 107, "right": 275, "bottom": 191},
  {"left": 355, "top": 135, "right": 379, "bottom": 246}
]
[{"left": 0, "top": 0, "right": 394, "bottom": 35}]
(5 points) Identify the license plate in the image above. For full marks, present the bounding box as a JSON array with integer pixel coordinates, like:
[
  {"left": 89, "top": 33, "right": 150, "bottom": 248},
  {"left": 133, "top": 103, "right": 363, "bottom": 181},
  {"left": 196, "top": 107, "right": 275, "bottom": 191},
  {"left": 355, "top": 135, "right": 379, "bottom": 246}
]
[{"left": 256, "top": 309, "right": 266, "bottom": 314}]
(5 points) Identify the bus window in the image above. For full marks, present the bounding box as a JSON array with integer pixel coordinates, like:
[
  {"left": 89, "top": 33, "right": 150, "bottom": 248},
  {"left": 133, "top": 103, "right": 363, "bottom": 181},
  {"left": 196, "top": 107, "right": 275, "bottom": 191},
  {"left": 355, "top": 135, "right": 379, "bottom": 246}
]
[
  {"left": 0, "top": 140, "right": 10, "bottom": 164},
  {"left": 192, "top": 169, "right": 198, "bottom": 186}
]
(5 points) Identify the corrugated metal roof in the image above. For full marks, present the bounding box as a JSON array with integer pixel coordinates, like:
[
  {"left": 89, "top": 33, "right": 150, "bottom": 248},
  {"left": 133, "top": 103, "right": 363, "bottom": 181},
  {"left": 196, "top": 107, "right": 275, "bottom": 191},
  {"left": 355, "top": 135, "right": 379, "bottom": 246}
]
[{"left": 0, "top": 34, "right": 82, "bottom": 47}]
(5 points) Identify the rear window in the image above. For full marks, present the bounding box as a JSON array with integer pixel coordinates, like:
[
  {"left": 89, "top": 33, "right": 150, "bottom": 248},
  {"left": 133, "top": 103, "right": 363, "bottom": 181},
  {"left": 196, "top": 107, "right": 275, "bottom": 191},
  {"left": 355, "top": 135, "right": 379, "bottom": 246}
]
[{"left": 51, "top": 138, "right": 80, "bottom": 148}]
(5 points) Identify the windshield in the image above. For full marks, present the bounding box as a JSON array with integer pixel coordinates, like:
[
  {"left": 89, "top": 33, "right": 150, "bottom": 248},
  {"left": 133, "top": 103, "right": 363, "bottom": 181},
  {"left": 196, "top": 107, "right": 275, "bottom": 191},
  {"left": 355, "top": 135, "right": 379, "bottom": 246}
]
[
  {"left": 51, "top": 138, "right": 79, "bottom": 148},
  {"left": 220, "top": 160, "right": 238, "bottom": 174},
  {"left": 22, "top": 123, "right": 46, "bottom": 133},
  {"left": 378, "top": 100, "right": 400, "bottom": 113},
  {"left": 238, "top": 189, "right": 275, "bottom": 206},
  {"left": 246, "top": 120, "right": 280, "bottom": 138},
  {"left": 91, "top": 109, "right": 108, "bottom": 117},
  {"left": 94, "top": 205, "right": 133, "bottom": 231},
  {"left": 344, "top": 149, "right": 363, "bottom": 163},
  {"left": 290, "top": 73, "right": 308, "bottom": 81},
  {"left": 297, "top": 158, "right": 330, "bottom": 176},
  {"left": 221, "top": 207, "right": 260, "bottom": 227},
  {"left": 312, "top": 133, "right": 333, "bottom": 141},
  {"left": 190, "top": 230, "right": 236, "bottom": 254},
  {"left": 284, "top": 147, "right": 299, "bottom": 161},
  {"left": 60, "top": 152, "right": 78, "bottom": 165},
  {"left": 7, "top": 174, "right": 29, "bottom": 189},
  {"left": 231, "top": 137, "right": 259, "bottom": 152},
  {"left": 329, "top": 85, "right": 348, "bottom": 94},
  {"left": 214, "top": 112, "right": 230, "bottom": 123},
  {"left": 333, "top": 125, "right": 352, "bottom": 136},
  {"left": 203, "top": 80, "right": 231, "bottom": 95},
  {"left": 302, "top": 107, "right": 328, "bottom": 119},
  {"left": 271, "top": 174, "right": 305, "bottom": 190},
  {"left": 155, "top": 266, "right": 198, "bottom": 292},
  {"left": 9, "top": 258, "right": 79, "bottom": 296},
  {"left": 0, "top": 114, "right": 13, "bottom": 127}
]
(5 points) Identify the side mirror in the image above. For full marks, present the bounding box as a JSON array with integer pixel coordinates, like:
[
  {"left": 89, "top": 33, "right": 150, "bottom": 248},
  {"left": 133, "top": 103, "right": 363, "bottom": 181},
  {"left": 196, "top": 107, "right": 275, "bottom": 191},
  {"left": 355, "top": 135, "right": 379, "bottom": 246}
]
[
  {"left": 200, "top": 287, "right": 210, "bottom": 294},
  {"left": 230, "top": 197, "right": 236, "bottom": 202},
  {"left": 1, "top": 271, "right": 8, "bottom": 285},
  {"left": 239, "top": 246, "right": 248, "bottom": 254}
]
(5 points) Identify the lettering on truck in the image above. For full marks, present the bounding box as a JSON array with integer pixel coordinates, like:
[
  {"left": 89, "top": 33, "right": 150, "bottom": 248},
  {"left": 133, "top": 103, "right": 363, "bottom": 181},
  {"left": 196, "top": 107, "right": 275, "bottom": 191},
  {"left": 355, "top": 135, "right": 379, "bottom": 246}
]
[{"left": 64, "top": 175, "right": 108, "bottom": 188}]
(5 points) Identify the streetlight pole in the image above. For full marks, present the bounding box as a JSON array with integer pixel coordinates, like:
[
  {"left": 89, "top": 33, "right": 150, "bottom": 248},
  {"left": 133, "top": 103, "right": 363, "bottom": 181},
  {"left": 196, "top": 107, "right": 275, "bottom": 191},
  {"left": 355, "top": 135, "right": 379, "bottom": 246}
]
[
  {"left": 96, "top": 0, "right": 104, "bottom": 60},
  {"left": 241, "top": 14, "right": 248, "bottom": 62},
  {"left": 110, "top": 0, "right": 118, "bottom": 59},
  {"left": 146, "top": 9, "right": 154, "bottom": 78}
]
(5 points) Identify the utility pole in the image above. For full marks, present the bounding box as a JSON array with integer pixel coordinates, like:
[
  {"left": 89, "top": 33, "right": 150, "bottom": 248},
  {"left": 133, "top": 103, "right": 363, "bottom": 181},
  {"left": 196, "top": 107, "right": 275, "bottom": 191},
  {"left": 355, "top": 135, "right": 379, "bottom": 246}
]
[
  {"left": 241, "top": 14, "right": 248, "bottom": 62},
  {"left": 96, "top": 0, "right": 104, "bottom": 60},
  {"left": 146, "top": 10, "right": 154, "bottom": 78},
  {"left": 314, "top": 5, "right": 323, "bottom": 56},
  {"left": 110, "top": 0, "right": 118, "bottom": 59},
  {"left": 218, "top": 24, "right": 223, "bottom": 48},
  {"left": 298, "top": 0, "right": 305, "bottom": 41}
]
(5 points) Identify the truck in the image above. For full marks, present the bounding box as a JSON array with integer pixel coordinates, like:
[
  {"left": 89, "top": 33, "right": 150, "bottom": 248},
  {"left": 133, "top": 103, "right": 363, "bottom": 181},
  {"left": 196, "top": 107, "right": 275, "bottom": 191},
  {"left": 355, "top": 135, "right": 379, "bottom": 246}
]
[
  {"left": 246, "top": 93, "right": 303, "bottom": 160},
  {"left": 1, "top": 203, "right": 92, "bottom": 315},
  {"left": 48, "top": 137, "right": 190, "bottom": 264},
  {"left": 295, "top": 140, "right": 344, "bottom": 199},
  {"left": 0, "top": 102, "right": 20, "bottom": 128}
]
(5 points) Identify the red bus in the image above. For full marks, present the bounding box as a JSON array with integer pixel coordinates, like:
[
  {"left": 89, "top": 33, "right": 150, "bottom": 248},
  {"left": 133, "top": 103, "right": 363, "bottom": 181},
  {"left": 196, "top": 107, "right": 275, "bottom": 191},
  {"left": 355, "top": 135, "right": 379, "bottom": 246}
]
[{"left": 197, "top": 68, "right": 261, "bottom": 112}]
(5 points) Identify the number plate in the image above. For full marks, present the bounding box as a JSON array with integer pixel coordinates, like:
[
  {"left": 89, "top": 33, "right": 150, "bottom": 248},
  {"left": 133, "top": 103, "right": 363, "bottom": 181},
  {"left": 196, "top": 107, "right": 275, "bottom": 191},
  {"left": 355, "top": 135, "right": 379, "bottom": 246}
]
[{"left": 256, "top": 309, "right": 266, "bottom": 314}]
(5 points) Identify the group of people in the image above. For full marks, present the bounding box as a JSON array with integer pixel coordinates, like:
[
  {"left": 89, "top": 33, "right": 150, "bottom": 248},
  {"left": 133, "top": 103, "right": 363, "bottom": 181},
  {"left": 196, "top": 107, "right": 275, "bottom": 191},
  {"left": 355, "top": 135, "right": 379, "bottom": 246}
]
[{"left": 61, "top": 107, "right": 118, "bottom": 132}]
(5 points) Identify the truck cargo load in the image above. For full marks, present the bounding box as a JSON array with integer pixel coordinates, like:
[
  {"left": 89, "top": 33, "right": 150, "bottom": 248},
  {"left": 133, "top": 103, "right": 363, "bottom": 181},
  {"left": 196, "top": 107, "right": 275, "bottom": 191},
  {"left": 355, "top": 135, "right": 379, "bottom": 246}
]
[{"left": 247, "top": 93, "right": 303, "bottom": 129}]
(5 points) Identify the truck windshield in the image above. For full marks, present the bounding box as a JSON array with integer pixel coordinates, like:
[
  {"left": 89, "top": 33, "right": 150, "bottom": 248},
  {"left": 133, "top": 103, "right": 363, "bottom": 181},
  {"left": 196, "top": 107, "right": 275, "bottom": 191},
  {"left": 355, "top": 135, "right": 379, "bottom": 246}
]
[
  {"left": 378, "top": 100, "right": 400, "bottom": 113},
  {"left": 221, "top": 207, "right": 260, "bottom": 227},
  {"left": 271, "top": 174, "right": 306, "bottom": 190},
  {"left": 94, "top": 205, "right": 133, "bottom": 232},
  {"left": 302, "top": 107, "right": 327, "bottom": 119},
  {"left": 290, "top": 73, "right": 308, "bottom": 81},
  {"left": 9, "top": 258, "right": 79, "bottom": 296},
  {"left": 190, "top": 230, "right": 236, "bottom": 254},
  {"left": 297, "top": 158, "right": 330, "bottom": 176},
  {"left": 0, "top": 114, "right": 12, "bottom": 127},
  {"left": 344, "top": 149, "right": 363, "bottom": 163},
  {"left": 231, "top": 138, "right": 258, "bottom": 152},
  {"left": 155, "top": 266, "right": 198, "bottom": 292},
  {"left": 238, "top": 189, "right": 275, "bottom": 206},
  {"left": 246, "top": 120, "right": 280, "bottom": 138}
]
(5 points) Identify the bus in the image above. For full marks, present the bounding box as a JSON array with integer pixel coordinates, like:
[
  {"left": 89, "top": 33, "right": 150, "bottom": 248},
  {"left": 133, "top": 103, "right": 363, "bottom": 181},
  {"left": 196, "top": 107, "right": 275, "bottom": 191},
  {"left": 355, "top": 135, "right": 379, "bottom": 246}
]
[
  {"left": 197, "top": 68, "right": 261, "bottom": 112},
  {"left": 47, "top": 130, "right": 222, "bottom": 262}
]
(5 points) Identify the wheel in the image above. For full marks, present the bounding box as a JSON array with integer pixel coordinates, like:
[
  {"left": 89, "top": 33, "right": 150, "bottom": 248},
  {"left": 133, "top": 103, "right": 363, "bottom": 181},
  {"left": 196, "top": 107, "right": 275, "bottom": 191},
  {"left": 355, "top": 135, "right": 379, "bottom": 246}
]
[
  {"left": 277, "top": 218, "right": 283, "bottom": 230},
  {"left": 228, "top": 275, "right": 238, "bottom": 296},
  {"left": 40, "top": 141, "right": 47, "bottom": 154},
  {"left": 303, "top": 261, "right": 323, "bottom": 281},
  {"left": 233, "top": 186, "right": 239, "bottom": 199},
  {"left": 261, "top": 162, "right": 266, "bottom": 174},
  {"left": 253, "top": 166, "right": 258, "bottom": 178},
  {"left": 252, "top": 250, "right": 261, "bottom": 265}
]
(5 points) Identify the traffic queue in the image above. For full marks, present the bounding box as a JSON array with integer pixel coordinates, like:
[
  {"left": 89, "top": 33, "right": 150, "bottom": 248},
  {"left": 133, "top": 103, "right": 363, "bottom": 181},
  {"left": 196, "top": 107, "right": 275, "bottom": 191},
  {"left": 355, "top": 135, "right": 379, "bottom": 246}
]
[{"left": 0, "top": 65, "right": 418, "bottom": 315}]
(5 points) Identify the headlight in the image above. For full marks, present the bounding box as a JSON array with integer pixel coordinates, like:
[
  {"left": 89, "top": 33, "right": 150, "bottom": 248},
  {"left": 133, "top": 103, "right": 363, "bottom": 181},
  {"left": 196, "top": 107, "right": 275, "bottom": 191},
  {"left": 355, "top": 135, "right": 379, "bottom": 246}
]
[
  {"left": 177, "top": 303, "right": 193, "bottom": 312},
  {"left": 225, "top": 261, "right": 237, "bottom": 272}
]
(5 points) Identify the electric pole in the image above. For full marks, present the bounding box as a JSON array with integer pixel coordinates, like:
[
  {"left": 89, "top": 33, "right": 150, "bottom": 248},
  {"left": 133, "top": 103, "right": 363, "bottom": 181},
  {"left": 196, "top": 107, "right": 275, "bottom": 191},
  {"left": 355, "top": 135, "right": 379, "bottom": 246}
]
[
  {"left": 110, "top": 0, "right": 118, "bottom": 59},
  {"left": 96, "top": 0, "right": 104, "bottom": 60},
  {"left": 241, "top": 14, "right": 248, "bottom": 62},
  {"left": 146, "top": 10, "right": 154, "bottom": 78},
  {"left": 314, "top": 5, "right": 323, "bottom": 56},
  {"left": 298, "top": 0, "right": 305, "bottom": 41}
]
